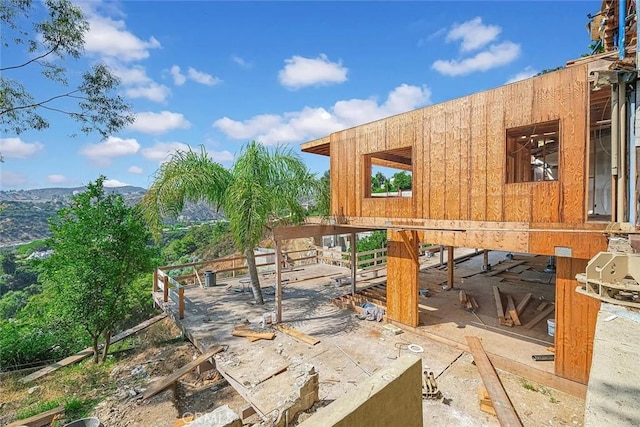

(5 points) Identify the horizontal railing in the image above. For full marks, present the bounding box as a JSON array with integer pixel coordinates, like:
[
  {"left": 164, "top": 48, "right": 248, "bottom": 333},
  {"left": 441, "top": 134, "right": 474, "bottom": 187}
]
[{"left": 154, "top": 243, "right": 439, "bottom": 320}]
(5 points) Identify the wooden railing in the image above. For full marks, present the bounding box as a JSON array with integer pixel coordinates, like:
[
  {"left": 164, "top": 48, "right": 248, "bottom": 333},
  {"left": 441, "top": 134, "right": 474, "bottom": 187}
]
[{"left": 153, "top": 243, "right": 438, "bottom": 320}]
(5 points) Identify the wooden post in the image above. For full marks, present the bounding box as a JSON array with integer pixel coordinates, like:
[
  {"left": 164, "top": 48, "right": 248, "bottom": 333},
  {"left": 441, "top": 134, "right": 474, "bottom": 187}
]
[
  {"left": 163, "top": 275, "right": 169, "bottom": 303},
  {"left": 232, "top": 258, "right": 236, "bottom": 278},
  {"left": 448, "top": 246, "right": 454, "bottom": 289},
  {"left": 275, "top": 239, "right": 283, "bottom": 323},
  {"left": 483, "top": 250, "right": 489, "bottom": 271},
  {"left": 153, "top": 269, "right": 158, "bottom": 292},
  {"left": 315, "top": 246, "right": 319, "bottom": 264},
  {"left": 178, "top": 287, "right": 184, "bottom": 319},
  {"left": 439, "top": 245, "right": 444, "bottom": 266},
  {"left": 350, "top": 232, "right": 357, "bottom": 295}
]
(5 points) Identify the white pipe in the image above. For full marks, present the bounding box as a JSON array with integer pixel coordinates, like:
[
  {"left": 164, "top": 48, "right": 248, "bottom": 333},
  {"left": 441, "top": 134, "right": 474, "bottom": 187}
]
[
  {"left": 619, "top": 82, "right": 627, "bottom": 223},
  {"left": 612, "top": 84, "right": 620, "bottom": 222}
]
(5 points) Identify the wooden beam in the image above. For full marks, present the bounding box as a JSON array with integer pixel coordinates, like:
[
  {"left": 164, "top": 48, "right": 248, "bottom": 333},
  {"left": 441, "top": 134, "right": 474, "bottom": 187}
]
[
  {"left": 448, "top": 246, "right": 455, "bottom": 289},
  {"left": 466, "top": 336, "right": 523, "bottom": 427},
  {"left": 397, "top": 230, "right": 419, "bottom": 264},
  {"left": 273, "top": 324, "right": 320, "bottom": 345},
  {"left": 142, "top": 346, "right": 224, "bottom": 400},
  {"left": 6, "top": 406, "right": 65, "bottom": 427},
  {"left": 275, "top": 239, "right": 283, "bottom": 323},
  {"left": 524, "top": 305, "right": 555, "bottom": 330},
  {"left": 350, "top": 232, "right": 357, "bottom": 295},
  {"left": 231, "top": 329, "right": 276, "bottom": 340},
  {"left": 273, "top": 224, "right": 378, "bottom": 241},
  {"left": 516, "top": 293, "right": 533, "bottom": 316},
  {"left": 493, "top": 286, "right": 505, "bottom": 324},
  {"left": 506, "top": 295, "right": 521, "bottom": 326}
]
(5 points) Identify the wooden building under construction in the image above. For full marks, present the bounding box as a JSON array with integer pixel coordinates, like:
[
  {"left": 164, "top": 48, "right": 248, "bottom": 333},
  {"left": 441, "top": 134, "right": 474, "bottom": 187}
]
[{"left": 299, "top": 44, "right": 639, "bottom": 386}]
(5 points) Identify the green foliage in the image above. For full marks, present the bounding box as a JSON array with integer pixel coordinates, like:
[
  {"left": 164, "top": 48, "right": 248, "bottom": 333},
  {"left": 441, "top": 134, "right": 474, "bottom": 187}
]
[
  {"left": 17, "top": 399, "right": 60, "bottom": 420},
  {"left": 0, "top": 290, "right": 29, "bottom": 318},
  {"left": 42, "top": 176, "right": 157, "bottom": 363},
  {"left": 392, "top": 171, "right": 412, "bottom": 190},
  {"left": 141, "top": 143, "right": 314, "bottom": 304},
  {"left": 309, "top": 170, "right": 330, "bottom": 216},
  {"left": 356, "top": 231, "right": 388, "bottom": 267},
  {"left": 1, "top": 252, "right": 17, "bottom": 274},
  {"left": 65, "top": 397, "right": 98, "bottom": 420},
  {"left": 15, "top": 239, "right": 49, "bottom": 255},
  {"left": 0, "top": 0, "right": 133, "bottom": 145}
]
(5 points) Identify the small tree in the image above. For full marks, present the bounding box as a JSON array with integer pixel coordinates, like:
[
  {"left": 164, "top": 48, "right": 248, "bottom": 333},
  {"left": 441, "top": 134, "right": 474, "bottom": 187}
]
[
  {"left": 392, "top": 171, "right": 412, "bottom": 191},
  {"left": 43, "top": 177, "right": 156, "bottom": 363}
]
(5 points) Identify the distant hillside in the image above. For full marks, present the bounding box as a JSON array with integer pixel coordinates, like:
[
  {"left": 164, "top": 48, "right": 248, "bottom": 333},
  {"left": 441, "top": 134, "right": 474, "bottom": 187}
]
[{"left": 0, "top": 186, "right": 222, "bottom": 247}]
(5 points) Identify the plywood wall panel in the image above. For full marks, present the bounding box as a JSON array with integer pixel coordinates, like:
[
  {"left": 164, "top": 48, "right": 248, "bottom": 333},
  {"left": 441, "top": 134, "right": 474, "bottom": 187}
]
[
  {"left": 459, "top": 97, "right": 472, "bottom": 220},
  {"left": 470, "top": 93, "right": 488, "bottom": 221},
  {"left": 555, "top": 257, "right": 600, "bottom": 384},
  {"left": 445, "top": 102, "right": 461, "bottom": 220},
  {"left": 503, "top": 183, "right": 532, "bottom": 222},
  {"left": 416, "top": 109, "right": 429, "bottom": 218},
  {"left": 560, "top": 66, "right": 588, "bottom": 224},
  {"left": 532, "top": 181, "right": 561, "bottom": 223},
  {"left": 504, "top": 78, "right": 534, "bottom": 129},
  {"left": 485, "top": 88, "right": 505, "bottom": 222},
  {"left": 429, "top": 104, "right": 447, "bottom": 219}
]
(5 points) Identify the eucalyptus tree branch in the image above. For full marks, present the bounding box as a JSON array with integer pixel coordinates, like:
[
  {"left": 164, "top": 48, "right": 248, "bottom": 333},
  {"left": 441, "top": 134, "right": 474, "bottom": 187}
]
[{"left": 0, "top": 46, "right": 58, "bottom": 71}]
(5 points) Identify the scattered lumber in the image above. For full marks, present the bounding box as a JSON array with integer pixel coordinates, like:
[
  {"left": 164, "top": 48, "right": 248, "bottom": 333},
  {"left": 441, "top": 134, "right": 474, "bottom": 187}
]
[
  {"left": 536, "top": 302, "right": 548, "bottom": 311},
  {"left": 20, "top": 313, "right": 167, "bottom": 383},
  {"left": 477, "top": 387, "right": 496, "bottom": 416},
  {"left": 231, "top": 329, "right": 275, "bottom": 340},
  {"left": 515, "top": 293, "right": 533, "bottom": 316},
  {"left": 486, "top": 260, "right": 527, "bottom": 277},
  {"left": 532, "top": 354, "right": 555, "bottom": 362},
  {"left": 466, "top": 337, "right": 523, "bottom": 427},
  {"left": 493, "top": 286, "right": 506, "bottom": 325},
  {"left": 524, "top": 305, "right": 555, "bottom": 330},
  {"left": 459, "top": 290, "right": 480, "bottom": 311},
  {"left": 6, "top": 406, "right": 65, "bottom": 427},
  {"left": 506, "top": 295, "right": 521, "bottom": 326},
  {"left": 142, "top": 346, "right": 224, "bottom": 400},
  {"left": 273, "top": 324, "right": 320, "bottom": 345}
]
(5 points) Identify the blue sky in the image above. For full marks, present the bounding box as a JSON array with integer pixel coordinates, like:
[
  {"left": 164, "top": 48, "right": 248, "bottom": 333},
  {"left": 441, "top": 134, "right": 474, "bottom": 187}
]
[{"left": 1, "top": 0, "right": 599, "bottom": 190}]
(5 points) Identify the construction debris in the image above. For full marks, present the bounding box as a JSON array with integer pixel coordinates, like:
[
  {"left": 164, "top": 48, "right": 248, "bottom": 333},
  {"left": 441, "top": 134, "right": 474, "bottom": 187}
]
[
  {"left": 477, "top": 387, "right": 496, "bottom": 416},
  {"left": 459, "top": 290, "right": 480, "bottom": 311},
  {"left": 273, "top": 324, "right": 320, "bottom": 345}
]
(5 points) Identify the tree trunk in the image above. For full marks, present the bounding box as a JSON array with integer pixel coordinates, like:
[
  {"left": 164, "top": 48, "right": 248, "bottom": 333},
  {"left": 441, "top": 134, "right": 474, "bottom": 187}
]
[
  {"left": 101, "top": 330, "right": 112, "bottom": 363},
  {"left": 245, "top": 248, "right": 264, "bottom": 304},
  {"left": 92, "top": 334, "right": 100, "bottom": 364}
]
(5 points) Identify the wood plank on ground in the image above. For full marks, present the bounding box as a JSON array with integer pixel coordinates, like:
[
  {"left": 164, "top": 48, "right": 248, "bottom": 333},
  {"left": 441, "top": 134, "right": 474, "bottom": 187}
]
[
  {"left": 516, "top": 293, "right": 533, "bottom": 316},
  {"left": 524, "top": 305, "right": 555, "bottom": 330},
  {"left": 466, "top": 336, "right": 523, "bottom": 427},
  {"left": 6, "top": 406, "right": 65, "bottom": 427},
  {"left": 493, "top": 286, "right": 505, "bottom": 324},
  {"left": 20, "top": 313, "right": 167, "bottom": 383},
  {"left": 506, "top": 295, "right": 521, "bottom": 326},
  {"left": 486, "top": 260, "right": 527, "bottom": 276},
  {"left": 142, "top": 346, "right": 224, "bottom": 400},
  {"left": 231, "top": 329, "right": 275, "bottom": 340},
  {"left": 273, "top": 324, "right": 320, "bottom": 345}
]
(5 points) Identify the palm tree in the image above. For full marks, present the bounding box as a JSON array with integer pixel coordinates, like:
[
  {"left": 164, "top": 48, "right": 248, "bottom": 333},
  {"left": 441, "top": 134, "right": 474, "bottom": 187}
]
[{"left": 140, "top": 142, "right": 314, "bottom": 304}]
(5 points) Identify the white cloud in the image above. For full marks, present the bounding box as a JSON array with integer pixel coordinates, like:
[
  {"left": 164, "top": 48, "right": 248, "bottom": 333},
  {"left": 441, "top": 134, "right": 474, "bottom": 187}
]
[
  {"left": 232, "top": 55, "right": 252, "bottom": 68},
  {"left": 278, "top": 54, "right": 348, "bottom": 89},
  {"left": 124, "top": 82, "right": 171, "bottom": 103},
  {"left": 103, "top": 179, "right": 130, "bottom": 187},
  {"left": 140, "top": 142, "right": 191, "bottom": 162},
  {"left": 187, "top": 67, "right": 221, "bottom": 86},
  {"left": 170, "top": 65, "right": 187, "bottom": 86},
  {"left": 446, "top": 17, "right": 501, "bottom": 52},
  {"left": 432, "top": 41, "right": 520, "bottom": 76},
  {"left": 128, "top": 165, "right": 144, "bottom": 174},
  {"left": 47, "top": 174, "right": 70, "bottom": 184},
  {"left": 109, "top": 63, "right": 150, "bottom": 85},
  {"left": 129, "top": 111, "right": 191, "bottom": 135},
  {"left": 0, "top": 170, "right": 28, "bottom": 187},
  {"left": 85, "top": 14, "right": 161, "bottom": 62},
  {"left": 0, "top": 137, "right": 43, "bottom": 159},
  {"left": 506, "top": 66, "right": 538, "bottom": 84},
  {"left": 80, "top": 136, "right": 140, "bottom": 165},
  {"left": 210, "top": 150, "right": 235, "bottom": 163},
  {"left": 213, "top": 83, "right": 431, "bottom": 145}
]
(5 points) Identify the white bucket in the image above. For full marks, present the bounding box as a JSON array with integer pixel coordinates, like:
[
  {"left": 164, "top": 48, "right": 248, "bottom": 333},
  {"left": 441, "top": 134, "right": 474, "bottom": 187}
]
[{"left": 547, "top": 319, "right": 556, "bottom": 337}]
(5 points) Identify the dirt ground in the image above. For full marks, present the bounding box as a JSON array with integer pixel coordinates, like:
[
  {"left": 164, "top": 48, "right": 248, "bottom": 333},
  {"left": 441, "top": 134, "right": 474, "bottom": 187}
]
[{"left": 1, "top": 250, "right": 586, "bottom": 427}]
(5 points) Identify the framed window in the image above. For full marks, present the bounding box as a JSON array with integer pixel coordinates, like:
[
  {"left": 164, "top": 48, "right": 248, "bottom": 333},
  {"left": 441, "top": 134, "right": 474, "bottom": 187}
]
[
  {"left": 364, "top": 147, "right": 413, "bottom": 198},
  {"left": 506, "top": 120, "right": 560, "bottom": 183}
]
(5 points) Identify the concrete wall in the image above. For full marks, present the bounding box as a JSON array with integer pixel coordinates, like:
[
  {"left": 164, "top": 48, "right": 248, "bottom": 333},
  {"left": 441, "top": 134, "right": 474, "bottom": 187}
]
[{"left": 299, "top": 355, "right": 423, "bottom": 427}]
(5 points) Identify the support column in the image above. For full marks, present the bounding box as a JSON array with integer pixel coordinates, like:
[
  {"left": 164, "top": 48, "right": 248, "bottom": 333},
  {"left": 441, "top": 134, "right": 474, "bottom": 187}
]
[
  {"left": 483, "top": 250, "right": 489, "bottom": 271},
  {"left": 350, "top": 232, "right": 357, "bottom": 295},
  {"left": 447, "top": 246, "right": 454, "bottom": 289},
  {"left": 439, "top": 245, "right": 444, "bottom": 266},
  {"left": 386, "top": 230, "right": 419, "bottom": 327},
  {"left": 275, "top": 240, "right": 283, "bottom": 323}
]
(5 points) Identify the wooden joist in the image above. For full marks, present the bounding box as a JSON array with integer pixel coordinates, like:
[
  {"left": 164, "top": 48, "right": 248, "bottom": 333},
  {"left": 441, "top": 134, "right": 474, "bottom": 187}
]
[
  {"left": 493, "top": 286, "right": 506, "bottom": 324},
  {"left": 466, "top": 336, "right": 523, "bottom": 427},
  {"left": 20, "top": 313, "right": 167, "bottom": 383},
  {"left": 273, "top": 324, "right": 320, "bottom": 345},
  {"left": 524, "top": 305, "right": 555, "bottom": 330},
  {"left": 515, "top": 293, "right": 533, "bottom": 316},
  {"left": 506, "top": 295, "right": 521, "bottom": 326},
  {"left": 6, "top": 406, "right": 65, "bottom": 427},
  {"left": 142, "top": 346, "right": 224, "bottom": 400}
]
